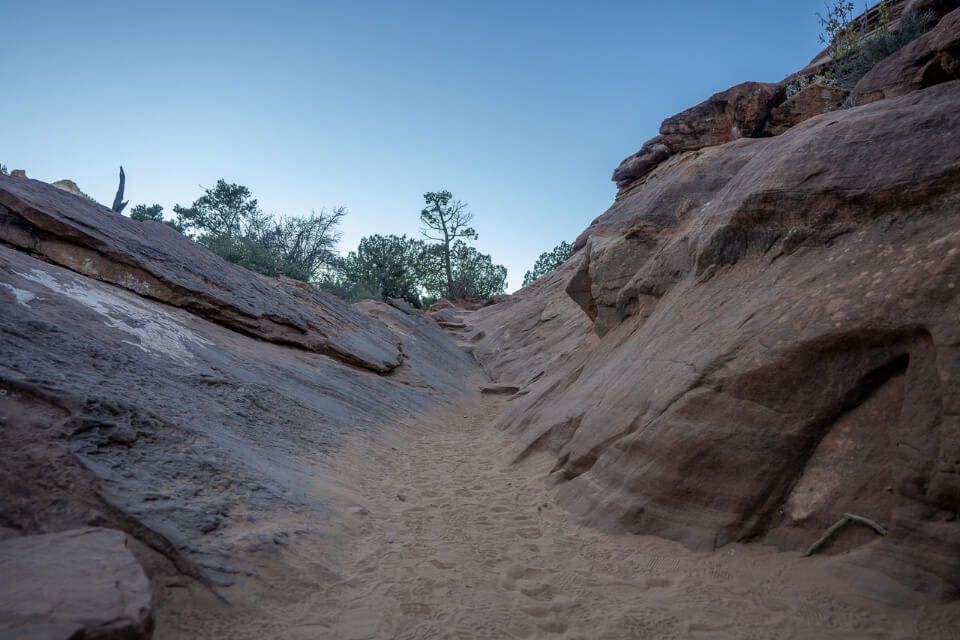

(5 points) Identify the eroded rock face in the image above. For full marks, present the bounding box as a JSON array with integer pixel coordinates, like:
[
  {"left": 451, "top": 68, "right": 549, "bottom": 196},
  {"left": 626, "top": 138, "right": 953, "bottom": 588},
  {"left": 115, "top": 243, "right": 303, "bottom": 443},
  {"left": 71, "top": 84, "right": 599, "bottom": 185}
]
[
  {"left": 660, "top": 82, "right": 783, "bottom": 151},
  {"left": 612, "top": 82, "right": 784, "bottom": 190},
  {"left": 763, "top": 84, "right": 850, "bottom": 136},
  {"left": 0, "top": 189, "right": 480, "bottom": 602},
  {"left": 0, "top": 527, "right": 153, "bottom": 639},
  {"left": 51, "top": 178, "right": 92, "bottom": 200},
  {"left": 471, "top": 78, "right": 960, "bottom": 595},
  {"left": 0, "top": 176, "right": 402, "bottom": 373},
  {"left": 852, "top": 7, "right": 960, "bottom": 104}
]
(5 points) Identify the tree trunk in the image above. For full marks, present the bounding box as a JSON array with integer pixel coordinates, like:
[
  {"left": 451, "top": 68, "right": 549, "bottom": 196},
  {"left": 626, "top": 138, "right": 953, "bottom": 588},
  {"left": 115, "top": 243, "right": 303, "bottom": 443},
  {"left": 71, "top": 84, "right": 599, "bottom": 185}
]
[
  {"left": 442, "top": 228, "right": 454, "bottom": 299},
  {"left": 111, "top": 166, "right": 128, "bottom": 214}
]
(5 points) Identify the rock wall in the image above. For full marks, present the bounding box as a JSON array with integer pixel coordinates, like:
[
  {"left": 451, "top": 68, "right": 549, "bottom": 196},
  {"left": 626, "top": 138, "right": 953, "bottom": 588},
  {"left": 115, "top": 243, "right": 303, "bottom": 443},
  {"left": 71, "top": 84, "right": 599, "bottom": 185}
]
[
  {"left": 0, "top": 176, "right": 482, "bottom": 634},
  {"left": 469, "top": 8, "right": 960, "bottom": 597}
]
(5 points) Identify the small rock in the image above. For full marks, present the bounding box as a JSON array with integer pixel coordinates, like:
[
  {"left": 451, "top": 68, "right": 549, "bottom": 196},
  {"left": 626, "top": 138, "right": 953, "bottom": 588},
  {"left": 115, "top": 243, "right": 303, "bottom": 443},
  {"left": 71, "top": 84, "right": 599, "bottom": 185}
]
[
  {"left": 0, "top": 527, "right": 153, "bottom": 639},
  {"left": 480, "top": 384, "right": 521, "bottom": 395},
  {"left": 396, "top": 494, "right": 407, "bottom": 502}
]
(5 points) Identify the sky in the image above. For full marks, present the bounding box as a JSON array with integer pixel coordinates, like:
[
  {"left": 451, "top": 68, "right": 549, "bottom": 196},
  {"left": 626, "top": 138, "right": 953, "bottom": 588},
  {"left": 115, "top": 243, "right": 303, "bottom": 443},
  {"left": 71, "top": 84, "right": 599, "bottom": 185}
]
[{"left": 2, "top": 0, "right": 829, "bottom": 291}]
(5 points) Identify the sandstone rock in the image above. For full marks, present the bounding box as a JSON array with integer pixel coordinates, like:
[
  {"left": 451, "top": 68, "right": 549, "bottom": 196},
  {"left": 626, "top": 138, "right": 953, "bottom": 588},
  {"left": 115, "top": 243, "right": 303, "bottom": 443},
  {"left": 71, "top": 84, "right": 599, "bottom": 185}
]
[
  {"left": 0, "top": 528, "right": 152, "bottom": 639},
  {"left": 612, "top": 82, "right": 784, "bottom": 191},
  {"left": 904, "top": 0, "right": 960, "bottom": 19},
  {"left": 10, "top": 170, "right": 26, "bottom": 179},
  {"left": 659, "top": 81, "right": 783, "bottom": 151},
  {"left": 0, "top": 175, "right": 402, "bottom": 372},
  {"left": 763, "top": 84, "right": 850, "bottom": 136},
  {"left": 50, "top": 179, "right": 91, "bottom": 200},
  {"left": 479, "top": 384, "right": 520, "bottom": 395},
  {"left": 852, "top": 6, "right": 960, "bottom": 104},
  {"left": 472, "top": 80, "right": 960, "bottom": 595},
  {"left": 611, "top": 137, "right": 670, "bottom": 189},
  {"left": 0, "top": 233, "right": 479, "bottom": 592}
]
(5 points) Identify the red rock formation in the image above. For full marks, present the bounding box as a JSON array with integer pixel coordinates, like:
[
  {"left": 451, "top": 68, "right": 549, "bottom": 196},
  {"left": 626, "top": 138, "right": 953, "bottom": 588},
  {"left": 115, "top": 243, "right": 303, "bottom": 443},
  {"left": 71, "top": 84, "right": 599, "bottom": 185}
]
[
  {"left": 0, "top": 528, "right": 153, "bottom": 639},
  {"left": 764, "top": 84, "right": 850, "bottom": 136},
  {"left": 612, "top": 82, "right": 785, "bottom": 191},
  {"left": 852, "top": 6, "right": 960, "bottom": 104},
  {"left": 0, "top": 176, "right": 402, "bottom": 373},
  {"left": 471, "top": 11, "right": 960, "bottom": 597},
  {"left": 0, "top": 177, "right": 482, "bottom": 617}
]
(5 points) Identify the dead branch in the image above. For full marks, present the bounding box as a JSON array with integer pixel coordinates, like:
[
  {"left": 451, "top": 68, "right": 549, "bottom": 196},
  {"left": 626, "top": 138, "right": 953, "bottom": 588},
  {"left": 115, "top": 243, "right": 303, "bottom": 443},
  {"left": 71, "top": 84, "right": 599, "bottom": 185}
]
[
  {"left": 804, "top": 512, "right": 888, "bottom": 557},
  {"left": 112, "top": 166, "right": 128, "bottom": 213}
]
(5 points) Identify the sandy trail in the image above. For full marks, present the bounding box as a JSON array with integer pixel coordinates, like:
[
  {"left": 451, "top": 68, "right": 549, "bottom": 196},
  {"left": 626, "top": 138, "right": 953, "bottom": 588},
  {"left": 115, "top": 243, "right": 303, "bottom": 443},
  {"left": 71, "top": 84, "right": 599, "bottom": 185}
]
[
  {"left": 279, "top": 387, "right": 959, "bottom": 640},
  {"left": 150, "top": 317, "right": 960, "bottom": 640}
]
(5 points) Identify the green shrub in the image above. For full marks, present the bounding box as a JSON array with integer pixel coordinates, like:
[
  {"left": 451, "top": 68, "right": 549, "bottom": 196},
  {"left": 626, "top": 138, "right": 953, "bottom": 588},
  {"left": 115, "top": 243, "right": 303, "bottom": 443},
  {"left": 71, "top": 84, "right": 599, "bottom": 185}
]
[
  {"left": 839, "top": 8, "right": 937, "bottom": 87},
  {"left": 523, "top": 241, "right": 574, "bottom": 286},
  {"left": 804, "top": 4, "right": 938, "bottom": 94}
]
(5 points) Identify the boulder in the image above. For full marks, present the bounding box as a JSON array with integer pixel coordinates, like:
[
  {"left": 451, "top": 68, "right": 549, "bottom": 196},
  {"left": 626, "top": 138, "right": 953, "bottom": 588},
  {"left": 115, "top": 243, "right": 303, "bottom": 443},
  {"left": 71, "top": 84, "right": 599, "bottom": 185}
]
[
  {"left": 852, "top": 6, "right": 960, "bottom": 104},
  {"left": 50, "top": 179, "right": 92, "bottom": 200},
  {"left": 611, "top": 137, "right": 670, "bottom": 189},
  {"left": 612, "top": 82, "right": 784, "bottom": 191},
  {"left": 0, "top": 528, "right": 153, "bottom": 639},
  {"left": 763, "top": 84, "right": 850, "bottom": 136},
  {"left": 659, "top": 81, "right": 783, "bottom": 151}
]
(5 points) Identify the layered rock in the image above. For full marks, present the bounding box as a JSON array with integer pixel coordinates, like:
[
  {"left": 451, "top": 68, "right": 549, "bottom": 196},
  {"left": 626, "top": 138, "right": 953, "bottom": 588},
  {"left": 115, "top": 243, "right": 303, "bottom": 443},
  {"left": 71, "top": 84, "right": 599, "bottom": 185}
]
[
  {"left": 471, "top": 15, "right": 960, "bottom": 596},
  {"left": 852, "top": 6, "right": 960, "bottom": 104},
  {"left": 0, "top": 528, "right": 153, "bottom": 639},
  {"left": 0, "top": 176, "right": 402, "bottom": 372},
  {"left": 612, "top": 5, "right": 960, "bottom": 196},
  {"left": 0, "top": 179, "right": 480, "bottom": 614},
  {"left": 763, "top": 84, "right": 850, "bottom": 136},
  {"left": 612, "top": 82, "right": 784, "bottom": 191}
]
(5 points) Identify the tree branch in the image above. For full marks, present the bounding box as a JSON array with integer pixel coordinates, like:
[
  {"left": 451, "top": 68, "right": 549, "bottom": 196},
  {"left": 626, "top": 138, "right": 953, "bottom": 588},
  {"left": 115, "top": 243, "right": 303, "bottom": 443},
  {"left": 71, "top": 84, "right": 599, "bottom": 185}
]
[
  {"left": 111, "top": 166, "right": 128, "bottom": 213},
  {"left": 803, "top": 512, "right": 888, "bottom": 557}
]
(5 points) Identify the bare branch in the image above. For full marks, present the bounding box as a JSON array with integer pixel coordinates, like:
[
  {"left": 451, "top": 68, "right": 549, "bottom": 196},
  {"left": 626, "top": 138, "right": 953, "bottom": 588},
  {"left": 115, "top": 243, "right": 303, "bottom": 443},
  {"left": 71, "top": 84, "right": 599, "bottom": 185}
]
[{"left": 111, "top": 166, "right": 128, "bottom": 213}]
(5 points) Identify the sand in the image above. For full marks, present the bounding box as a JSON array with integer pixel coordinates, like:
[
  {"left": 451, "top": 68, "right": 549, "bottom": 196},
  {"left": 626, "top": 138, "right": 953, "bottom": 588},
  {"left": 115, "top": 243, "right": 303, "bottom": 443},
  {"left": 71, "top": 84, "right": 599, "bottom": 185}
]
[{"left": 153, "top": 390, "right": 960, "bottom": 639}]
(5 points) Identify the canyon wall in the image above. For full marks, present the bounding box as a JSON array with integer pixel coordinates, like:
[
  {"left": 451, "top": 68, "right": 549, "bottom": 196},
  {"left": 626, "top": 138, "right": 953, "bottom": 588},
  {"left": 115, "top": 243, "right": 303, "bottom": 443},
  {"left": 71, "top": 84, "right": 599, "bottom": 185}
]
[
  {"left": 0, "top": 175, "right": 482, "bottom": 636},
  {"left": 468, "top": 5, "right": 960, "bottom": 597}
]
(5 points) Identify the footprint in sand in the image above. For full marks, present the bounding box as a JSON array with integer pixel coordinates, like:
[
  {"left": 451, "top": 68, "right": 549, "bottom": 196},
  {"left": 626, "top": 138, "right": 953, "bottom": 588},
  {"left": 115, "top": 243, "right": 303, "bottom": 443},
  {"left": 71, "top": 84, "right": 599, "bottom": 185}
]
[
  {"left": 520, "top": 582, "right": 558, "bottom": 602},
  {"left": 399, "top": 602, "right": 431, "bottom": 616}
]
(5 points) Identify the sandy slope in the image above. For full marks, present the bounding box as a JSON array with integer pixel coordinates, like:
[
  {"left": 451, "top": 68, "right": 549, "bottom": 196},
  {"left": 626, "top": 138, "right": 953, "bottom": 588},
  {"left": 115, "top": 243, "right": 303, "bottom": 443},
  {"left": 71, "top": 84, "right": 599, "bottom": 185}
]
[
  {"left": 144, "top": 313, "right": 959, "bottom": 639},
  {"left": 233, "top": 390, "right": 956, "bottom": 640}
]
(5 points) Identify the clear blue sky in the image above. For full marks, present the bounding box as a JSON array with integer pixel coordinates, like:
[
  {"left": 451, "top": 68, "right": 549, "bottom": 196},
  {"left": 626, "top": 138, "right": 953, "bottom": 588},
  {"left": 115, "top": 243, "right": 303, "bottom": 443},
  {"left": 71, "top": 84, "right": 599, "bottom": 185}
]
[{"left": 2, "top": 1, "right": 827, "bottom": 291}]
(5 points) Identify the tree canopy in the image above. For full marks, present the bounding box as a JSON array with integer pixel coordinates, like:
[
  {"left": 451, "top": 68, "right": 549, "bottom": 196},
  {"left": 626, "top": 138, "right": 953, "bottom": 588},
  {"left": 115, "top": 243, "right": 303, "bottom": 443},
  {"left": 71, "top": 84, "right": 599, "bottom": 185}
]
[
  {"left": 419, "top": 190, "right": 478, "bottom": 299},
  {"left": 421, "top": 240, "right": 507, "bottom": 300},
  {"left": 129, "top": 204, "right": 165, "bottom": 222},
  {"left": 171, "top": 180, "right": 343, "bottom": 282},
  {"left": 121, "top": 179, "right": 508, "bottom": 303},
  {"left": 339, "top": 234, "right": 428, "bottom": 305},
  {"left": 523, "top": 241, "right": 574, "bottom": 286}
]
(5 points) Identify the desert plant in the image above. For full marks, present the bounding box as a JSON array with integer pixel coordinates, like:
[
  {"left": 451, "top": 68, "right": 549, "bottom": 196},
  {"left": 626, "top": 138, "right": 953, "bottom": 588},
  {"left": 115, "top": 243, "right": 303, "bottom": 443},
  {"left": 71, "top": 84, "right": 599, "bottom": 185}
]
[
  {"left": 129, "top": 203, "right": 165, "bottom": 222},
  {"left": 816, "top": 1, "right": 936, "bottom": 88},
  {"left": 173, "top": 180, "right": 344, "bottom": 282},
  {"left": 785, "top": 71, "right": 838, "bottom": 97},
  {"left": 338, "top": 234, "right": 429, "bottom": 306},
  {"left": 111, "top": 166, "right": 128, "bottom": 213},
  {"left": 420, "top": 240, "right": 507, "bottom": 300},
  {"left": 419, "top": 190, "right": 478, "bottom": 299},
  {"left": 840, "top": 8, "right": 937, "bottom": 85},
  {"left": 523, "top": 241, "right": 574, "bottom": 286}
]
